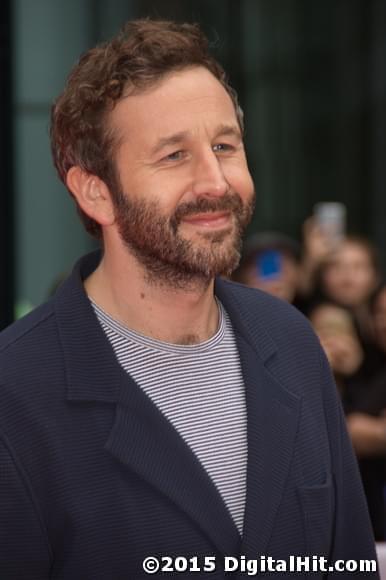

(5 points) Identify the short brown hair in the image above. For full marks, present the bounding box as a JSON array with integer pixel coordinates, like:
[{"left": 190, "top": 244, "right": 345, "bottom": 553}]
[{"left": 50, "top": 19, "right": 243, "bottom": 237}]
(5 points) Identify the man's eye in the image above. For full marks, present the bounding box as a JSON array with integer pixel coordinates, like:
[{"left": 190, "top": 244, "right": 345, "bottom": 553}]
[
  {"left": 213, "top": 143, "right": 234, "bottom": 153},
  {"left": 164, "top": 150, "right": 184, "bottom": 161}
]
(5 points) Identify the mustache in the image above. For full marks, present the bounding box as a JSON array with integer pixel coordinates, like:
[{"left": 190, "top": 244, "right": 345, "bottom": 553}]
[{"left": 171, "top": 192, "right": 244, "bottom": 229}]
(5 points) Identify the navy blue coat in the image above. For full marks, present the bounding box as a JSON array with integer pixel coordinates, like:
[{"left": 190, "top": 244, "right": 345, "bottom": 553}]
[{"left": 0, "top": 252, "right": 378, "bottom": 578}]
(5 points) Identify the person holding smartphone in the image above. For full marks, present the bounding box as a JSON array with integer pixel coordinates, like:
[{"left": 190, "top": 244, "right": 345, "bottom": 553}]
[{"left": 234, "top": 232, "right": 302, "bottom": 304}]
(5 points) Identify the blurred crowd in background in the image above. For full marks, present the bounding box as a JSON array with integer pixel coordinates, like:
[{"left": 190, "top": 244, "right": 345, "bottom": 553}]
[{"left": 233, "top": 202, "right": 386, "bottom": 542}]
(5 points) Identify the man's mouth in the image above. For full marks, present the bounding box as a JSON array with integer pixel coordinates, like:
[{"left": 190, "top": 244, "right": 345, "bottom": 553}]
[{"left": 181, "top": 211, "right": 231, "bottom": 228}]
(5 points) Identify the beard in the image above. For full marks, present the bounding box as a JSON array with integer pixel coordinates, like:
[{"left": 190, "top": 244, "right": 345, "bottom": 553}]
[{"left": 112, "top": 187, "right": 255, "bottom": 289}]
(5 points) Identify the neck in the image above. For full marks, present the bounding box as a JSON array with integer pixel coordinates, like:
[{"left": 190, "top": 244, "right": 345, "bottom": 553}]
[{"left": 84, "top": 245, "right": 219, "bottom": 345}]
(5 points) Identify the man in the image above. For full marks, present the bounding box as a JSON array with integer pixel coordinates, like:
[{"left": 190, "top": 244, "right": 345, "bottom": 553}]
[{"left": 0, "top": 19, "right": 378, "bottom": 579}]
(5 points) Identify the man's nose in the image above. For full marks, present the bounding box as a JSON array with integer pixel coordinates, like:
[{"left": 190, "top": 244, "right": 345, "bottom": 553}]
[{"left": 191, "top": 150, "right": 229, "bottom": 198}]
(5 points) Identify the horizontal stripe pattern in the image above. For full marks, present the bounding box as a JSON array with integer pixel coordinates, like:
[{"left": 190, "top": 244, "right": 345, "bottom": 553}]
[{"left": 92, "top": 299, "right": 247, "bottom": 535}]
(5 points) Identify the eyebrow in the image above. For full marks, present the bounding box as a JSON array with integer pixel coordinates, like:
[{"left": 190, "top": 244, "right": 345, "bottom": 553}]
[
  {"left": 150, "top": 124, "right": 242, "bottom": 157},
  {"left": 213, "top": 123, "right": 242, "bottom": 141},
  {"left": 150, "top": 131, "right": 190, "bottom": 157}
]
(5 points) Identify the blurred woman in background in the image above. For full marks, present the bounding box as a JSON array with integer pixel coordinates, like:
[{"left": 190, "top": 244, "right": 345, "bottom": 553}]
[{"left": 309, "top": 300, "right": 386, "bottom": 540}]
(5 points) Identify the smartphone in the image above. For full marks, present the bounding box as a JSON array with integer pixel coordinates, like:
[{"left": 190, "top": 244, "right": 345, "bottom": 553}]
[
  {"left": 313, "top": 202, "right": 346, "bottom": 245},
  {"left": 255, "top": 250, "right": 282, "bottom": 280}
]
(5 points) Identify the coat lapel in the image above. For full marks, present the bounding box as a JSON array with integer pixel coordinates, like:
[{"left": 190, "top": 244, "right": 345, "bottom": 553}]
[
  {"left": 216, "top": 280, "right": 301, "bottom": 557},
  {"left": 104, "top": 375, "right": 241, "bottom": 555},
  {"left": 55, "top": 252, "right": 240, "bottom": 556},
  {"left": 235, "top": 333, "right": 301, "bottom": 556}
]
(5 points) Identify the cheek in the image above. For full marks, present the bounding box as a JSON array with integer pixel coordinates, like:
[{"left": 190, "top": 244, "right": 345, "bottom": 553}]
[
  {"left": 283, "top": 263, "right": 299, "bottom": 284},
  {"left": 322, "top": 268, "right": 341, "bottom": 289},
  {"left": 224, "top": 163, "right": 254, "bottom": 197},
  {"left": 357, "top": 267, "right": 377, "bottom": 288}
]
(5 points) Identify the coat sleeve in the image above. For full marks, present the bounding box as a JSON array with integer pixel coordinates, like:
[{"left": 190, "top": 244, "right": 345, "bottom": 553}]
[
  {"left": 320, "top": 350, "right": 380, "bottom": 578},
  {"left": 0, "top": 435, "right": 52, "bottom": 578}
]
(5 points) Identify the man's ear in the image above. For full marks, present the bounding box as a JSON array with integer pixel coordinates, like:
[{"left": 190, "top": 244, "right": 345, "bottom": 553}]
[{"left": 66, "top": 166, "right": 115, "bottom": 227}]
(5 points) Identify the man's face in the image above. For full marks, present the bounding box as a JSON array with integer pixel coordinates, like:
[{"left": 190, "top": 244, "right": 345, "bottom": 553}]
[{"left": 107, "top": 66, "right": 255, "bottom": 286}]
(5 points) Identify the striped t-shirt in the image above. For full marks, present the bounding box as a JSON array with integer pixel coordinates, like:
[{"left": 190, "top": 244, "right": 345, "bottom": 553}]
[{"left": 92, "top": 299, "right": 247, "bottom": 534}]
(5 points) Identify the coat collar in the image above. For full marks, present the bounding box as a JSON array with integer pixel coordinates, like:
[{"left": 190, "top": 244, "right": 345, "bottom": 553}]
[
  {"left": 55, "top": 250, "right": 301, "bottom": 558},
  {"left": 55, "top": 250, "right": 122, "bottom": 403}
]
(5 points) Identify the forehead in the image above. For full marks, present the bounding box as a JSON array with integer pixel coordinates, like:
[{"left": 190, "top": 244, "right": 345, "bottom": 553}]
[
  {"left": 108, "top": 66, "right": 238, "bottom": 146},
  {"left": 328, "top": 241, "right": 372, "bottom": 266}
]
